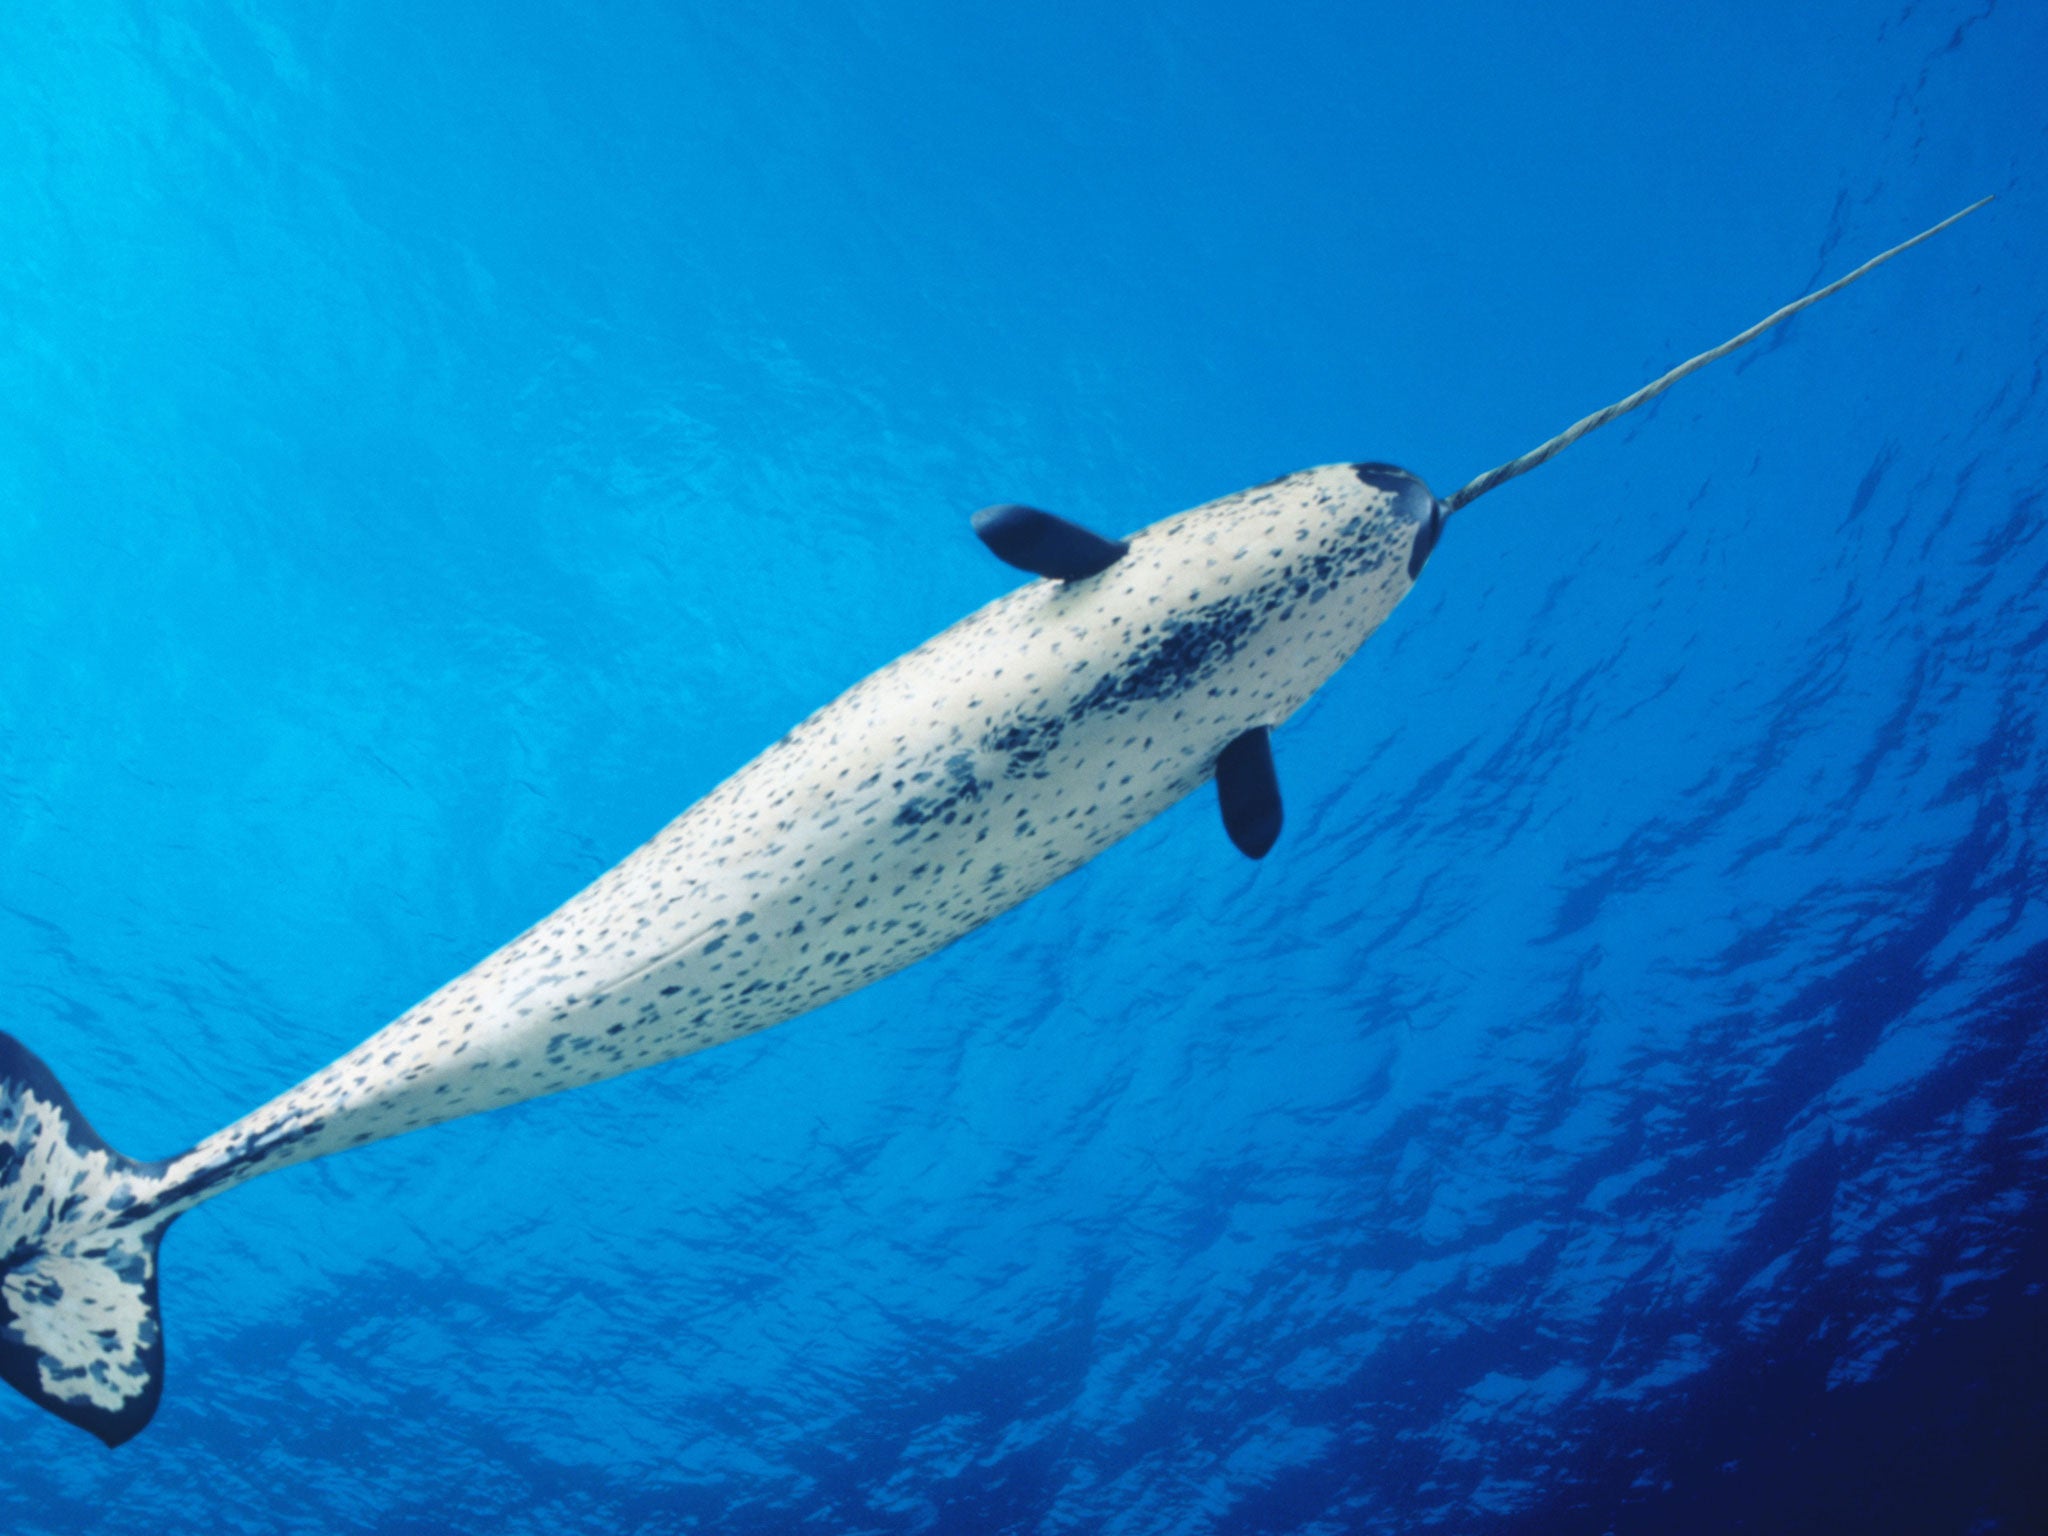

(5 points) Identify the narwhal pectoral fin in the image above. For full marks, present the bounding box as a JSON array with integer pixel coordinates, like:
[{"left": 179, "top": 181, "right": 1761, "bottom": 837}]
[
  {"left": 1215, "top": 727, "right": 1283, "bottom": 860},
  {"left": 971, "top": 504, "right": 1129, "bottom": 581},
  {"left": 0, "top": 1032, "right": 176, "bottom": 1446}
]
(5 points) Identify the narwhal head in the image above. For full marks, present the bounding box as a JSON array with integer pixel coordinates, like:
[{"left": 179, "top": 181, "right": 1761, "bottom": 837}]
[
  {"left": 1352, "top": 462, "right": 1446, "bottom": 580},
  {"left": 1087, "top": 460, "right": 1444, "bottom": 736}
]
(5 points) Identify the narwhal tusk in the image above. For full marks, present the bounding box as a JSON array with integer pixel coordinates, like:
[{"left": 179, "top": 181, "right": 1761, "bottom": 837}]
[{"left": 1440, "top": 195, "right": 1993, "bottom": 518}]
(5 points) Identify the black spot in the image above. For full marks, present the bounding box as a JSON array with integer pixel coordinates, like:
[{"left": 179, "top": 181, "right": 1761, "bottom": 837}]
[
  {"left": 139, "top": 1114, "right": 328, "bottom": 1214},
  {"left": 1069, "top": 599, "right": 1260, "bottom": 717},
  {"left": 893, "top": 750, "right": 989, "bottom": 826},
  {"left": 988, "top": 716, "right": 1067, "bottom": 779}
]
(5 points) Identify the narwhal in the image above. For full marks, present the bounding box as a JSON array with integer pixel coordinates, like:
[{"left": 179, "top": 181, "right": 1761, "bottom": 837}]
[{"left": 0, "top": 199, "right": 1988, "bottom": 1445}]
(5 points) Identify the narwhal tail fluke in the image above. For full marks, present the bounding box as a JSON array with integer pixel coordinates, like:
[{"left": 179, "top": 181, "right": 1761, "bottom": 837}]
[{"left": 0, "top": 1031, "right": 176, "bottom": 1446}]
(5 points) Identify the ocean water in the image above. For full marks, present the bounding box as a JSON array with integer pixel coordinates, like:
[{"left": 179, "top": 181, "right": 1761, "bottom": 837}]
[{"left": 2, "top": 1, "right": 2042, "bottom": 1530}]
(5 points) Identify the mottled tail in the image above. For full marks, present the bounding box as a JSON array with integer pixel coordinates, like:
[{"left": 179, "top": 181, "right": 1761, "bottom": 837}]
[{"left": 0, "top": 1031, "right": 176, "bottom": 1446}]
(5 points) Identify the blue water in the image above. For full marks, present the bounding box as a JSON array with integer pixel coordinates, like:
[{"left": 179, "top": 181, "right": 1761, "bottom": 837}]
[{"left": 3, "top": 1, "right": 2043, "bottom": 1530}]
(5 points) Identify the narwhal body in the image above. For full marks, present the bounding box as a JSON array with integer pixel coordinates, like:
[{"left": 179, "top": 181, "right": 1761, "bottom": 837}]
[
  {"left": 0, "top": 202, "right": 1985, "bottom": 1445},
  {"left": 156, "top": 464, "right": 1435, "bottom": 1186}
]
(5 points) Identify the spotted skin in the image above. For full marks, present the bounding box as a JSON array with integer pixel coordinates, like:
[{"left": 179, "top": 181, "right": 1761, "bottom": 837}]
[
  {"left": 147, "top": 463, "right": 1436, "bottom": 1199},
  {"left": 1, "top": 461, "right": 1439, "bottom": 1443}
]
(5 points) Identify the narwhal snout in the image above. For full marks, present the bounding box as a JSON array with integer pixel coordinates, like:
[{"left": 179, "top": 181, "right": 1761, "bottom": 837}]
[{"left": 1350, "top": 462, "right": 1444, "bottom": 578}]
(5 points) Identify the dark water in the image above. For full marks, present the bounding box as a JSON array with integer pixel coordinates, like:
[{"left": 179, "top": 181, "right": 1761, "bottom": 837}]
[{"left": 1, "top": 2, "right": 2042, "bottom": 1531}]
